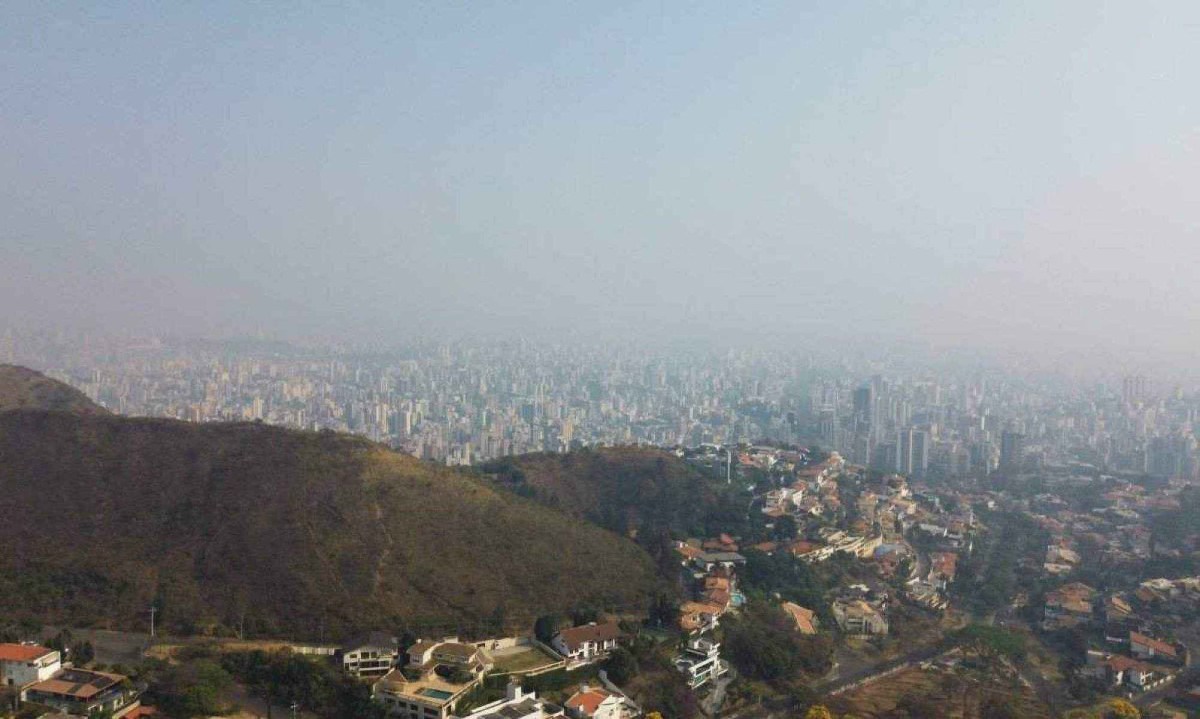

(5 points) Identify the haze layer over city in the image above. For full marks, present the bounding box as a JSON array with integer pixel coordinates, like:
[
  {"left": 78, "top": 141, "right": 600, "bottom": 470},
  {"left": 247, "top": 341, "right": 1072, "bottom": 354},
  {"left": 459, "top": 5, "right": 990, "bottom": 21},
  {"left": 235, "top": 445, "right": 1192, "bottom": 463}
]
[{"left": 4, "top": 2, "right": 1200, "bottom": 370}]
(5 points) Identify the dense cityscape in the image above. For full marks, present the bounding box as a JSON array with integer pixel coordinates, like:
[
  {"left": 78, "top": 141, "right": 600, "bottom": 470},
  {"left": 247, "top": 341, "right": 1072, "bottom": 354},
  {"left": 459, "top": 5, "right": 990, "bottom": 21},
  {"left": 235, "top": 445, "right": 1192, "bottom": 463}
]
[
  {"left": 3, "top": 329, "right": 1200, "bottom": 718},
  {"left": 7, "top": 329, "right": 1198, "bottom": 481}
]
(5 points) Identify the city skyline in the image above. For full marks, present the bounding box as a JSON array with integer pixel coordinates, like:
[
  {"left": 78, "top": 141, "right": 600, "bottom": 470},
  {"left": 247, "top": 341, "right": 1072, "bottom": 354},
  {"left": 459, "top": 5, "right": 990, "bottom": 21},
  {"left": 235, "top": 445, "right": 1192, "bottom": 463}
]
[{"left": 5, "top": 329, "right": 1195, "bottom": 482}]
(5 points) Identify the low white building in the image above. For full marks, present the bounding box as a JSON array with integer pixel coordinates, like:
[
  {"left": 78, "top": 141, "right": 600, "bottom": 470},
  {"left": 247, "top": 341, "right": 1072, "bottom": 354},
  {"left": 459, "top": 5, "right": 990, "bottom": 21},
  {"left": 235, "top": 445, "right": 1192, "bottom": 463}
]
[{"left": 0, "top": 644, "right": 60, "bottom": 691}]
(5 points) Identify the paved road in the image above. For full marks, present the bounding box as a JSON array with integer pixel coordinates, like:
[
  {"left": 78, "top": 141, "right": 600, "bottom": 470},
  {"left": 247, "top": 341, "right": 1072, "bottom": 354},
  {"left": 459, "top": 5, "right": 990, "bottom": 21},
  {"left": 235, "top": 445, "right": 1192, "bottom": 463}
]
[
  {"left": 41, "top": 626, "right": 150, "bottom": 666},
  {"left": 702, "top": 661, "right": 735, "bottom": 717},
  {"left": 818, "top": 643, "right": 954, "bottom": 696}
]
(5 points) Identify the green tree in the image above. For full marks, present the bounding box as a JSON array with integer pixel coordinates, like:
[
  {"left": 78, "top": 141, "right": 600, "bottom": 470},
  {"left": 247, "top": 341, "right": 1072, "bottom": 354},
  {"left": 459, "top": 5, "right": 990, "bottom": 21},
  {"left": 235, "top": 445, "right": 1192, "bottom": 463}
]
[
  {"left": 772, "top": 515, "right": 799, "bottom": 542},
  {"left": 534, "top": 614, "right": 560, "bottom": 644},
  {"left": 74, "top": 641, "right": 95, "bottom": 665},
  {"left": 955, "top": 624, "right": 1027, "bottom": 661},
  {"left": 605, "top": 647, "right": 638, "bottom": 685},
  {"left": 722, "top": 604, "right": 830, "bottom": 683},
  {"left": 648, "top": 591, "right": 679, "bottom": 629}
]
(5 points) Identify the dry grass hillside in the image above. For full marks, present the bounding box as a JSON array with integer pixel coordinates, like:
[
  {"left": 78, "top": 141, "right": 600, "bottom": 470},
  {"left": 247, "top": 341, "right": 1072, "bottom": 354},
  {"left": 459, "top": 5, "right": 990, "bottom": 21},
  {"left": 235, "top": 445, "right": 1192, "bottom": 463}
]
[
  {"left": 481, "top": 447, "right": 738, "bottom": 541},
  {"left": 0, "top": 406, "right": 658, "bottom": 639},
  {"left": 0, "top": 364, "right": 105, "bottom": 414}
]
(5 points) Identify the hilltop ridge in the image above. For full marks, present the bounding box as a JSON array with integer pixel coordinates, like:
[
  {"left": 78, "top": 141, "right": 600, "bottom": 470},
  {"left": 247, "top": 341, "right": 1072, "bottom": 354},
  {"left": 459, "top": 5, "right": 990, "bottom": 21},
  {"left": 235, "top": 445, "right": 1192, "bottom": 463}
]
[
  {"left": 0, "top": 370, "right": 659, "bottom": 638},
  {"left": 0, "top": 364, "right": 105, "bottom": 414}
]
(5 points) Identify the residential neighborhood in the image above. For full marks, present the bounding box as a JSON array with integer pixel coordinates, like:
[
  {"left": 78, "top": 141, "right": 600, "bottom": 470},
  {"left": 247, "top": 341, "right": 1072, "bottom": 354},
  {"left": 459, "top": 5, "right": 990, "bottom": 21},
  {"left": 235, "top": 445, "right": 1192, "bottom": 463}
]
[{"left": 2, "top": 429, "right": 1200, "bottom": 718}]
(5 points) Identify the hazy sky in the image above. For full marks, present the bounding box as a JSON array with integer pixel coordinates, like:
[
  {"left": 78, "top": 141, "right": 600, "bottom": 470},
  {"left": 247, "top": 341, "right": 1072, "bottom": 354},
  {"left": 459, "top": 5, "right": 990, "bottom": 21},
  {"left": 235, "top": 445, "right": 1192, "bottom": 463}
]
[{"left": 3, "top": 2, "right": 1198, "bottom": 358}]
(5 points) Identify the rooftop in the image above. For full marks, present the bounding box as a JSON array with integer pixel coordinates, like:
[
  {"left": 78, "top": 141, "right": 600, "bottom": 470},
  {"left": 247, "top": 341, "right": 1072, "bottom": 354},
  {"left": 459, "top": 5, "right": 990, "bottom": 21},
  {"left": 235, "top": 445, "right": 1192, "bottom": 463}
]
[
  {"left": 564, "top": 687, "right": 616, "bottom": 717},
  {"left": 0, "top": 643, "right": 55, "bottom": 663},
  {"left": 555, "top": 622, "right": 622, "bottom": 651},
  {"left": 781, "top": 602, "right": 818, "bottom": 634},
  {"left": 342, "top": 631, "right": 397, "bottom": 651},
  {"left": 28, "top": 668, "right": 125, "bottom": 700}
]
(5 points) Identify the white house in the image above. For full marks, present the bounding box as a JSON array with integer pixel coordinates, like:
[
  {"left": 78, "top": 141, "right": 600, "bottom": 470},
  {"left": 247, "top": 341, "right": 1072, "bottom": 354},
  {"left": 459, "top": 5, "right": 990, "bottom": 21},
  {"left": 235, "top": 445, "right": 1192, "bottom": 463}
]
[
  {"left": 832, "top": 599, "right": 888, "bottom": 635},
  {"left": 563, "top": 685, "right": 627, "bottom": 719},
  {"left": 339, "top": 632, "right": 399, "bottom": 678},
  {"left": 455, "top": 682, "right": 564, "bottom": 719},
  {"left": 552, "top": 623, "right": 623, "bottom": 664},
  {"left": 0, "top": 644, "right": 60, "bottom": 691},
  {"left": 673, "top": 638, "right": 726, "bottom": 689}
]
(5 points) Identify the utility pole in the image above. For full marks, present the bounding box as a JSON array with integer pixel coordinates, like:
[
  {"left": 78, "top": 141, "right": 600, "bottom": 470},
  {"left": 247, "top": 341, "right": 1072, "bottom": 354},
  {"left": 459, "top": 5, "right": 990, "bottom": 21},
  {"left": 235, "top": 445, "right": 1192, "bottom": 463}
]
[
  {"left": 726, "top": 447, "right": 732, "bottom": 485},
  {"left": 148, "top": 605, "right": 157, "bottom": 639}
]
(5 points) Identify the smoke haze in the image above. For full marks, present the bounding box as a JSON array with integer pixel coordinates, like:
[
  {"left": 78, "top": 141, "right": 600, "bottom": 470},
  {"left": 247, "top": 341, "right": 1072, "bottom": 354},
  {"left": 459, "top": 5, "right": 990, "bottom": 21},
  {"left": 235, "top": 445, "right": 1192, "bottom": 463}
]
[{"left": 3, "top": 2, "right": 1198, "bottom": 363}]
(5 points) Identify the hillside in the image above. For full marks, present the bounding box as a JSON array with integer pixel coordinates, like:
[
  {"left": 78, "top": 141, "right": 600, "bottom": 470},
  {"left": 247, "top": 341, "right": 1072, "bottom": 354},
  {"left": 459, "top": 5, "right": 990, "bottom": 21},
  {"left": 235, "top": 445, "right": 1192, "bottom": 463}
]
[
  {"left": 481, "top": 447, "right": 745, "bottom": 544},
  {"left": 0, "top": 408, "right": 658, "bottom": 639},
  {"left": 0, "top": 364, "right": 105, "bottom": 414}
]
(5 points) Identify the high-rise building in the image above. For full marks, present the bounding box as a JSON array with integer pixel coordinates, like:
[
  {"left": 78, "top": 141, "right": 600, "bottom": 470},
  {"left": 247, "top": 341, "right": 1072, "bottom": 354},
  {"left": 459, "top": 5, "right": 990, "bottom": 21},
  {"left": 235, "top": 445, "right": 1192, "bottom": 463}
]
[
  {"left": 1122, "top": 375, "right": 1148, "bottom": 405},
  {"left": 971, "top": 441, "right": 997, "bottom": 473},
  {"left": 897, "top": 428, "right": 929, "bottom": 476},
  {"left": 851, "top": 433, "right": 873, "bottom": 467},
  {"left": 1000, "top": 430, "right": 1025, "bottom": 472},
  {"left": 819, "top": 408, "right": 838, "bottom": 447},
  {"left": 871, "top": 440, "right": 899, "bottom": 473},
  {"left": 853, "top": 385, "right": 879, "bottom": 442},
  {"left": 853, "top": 386, "right": 873, "bottom": 416}
]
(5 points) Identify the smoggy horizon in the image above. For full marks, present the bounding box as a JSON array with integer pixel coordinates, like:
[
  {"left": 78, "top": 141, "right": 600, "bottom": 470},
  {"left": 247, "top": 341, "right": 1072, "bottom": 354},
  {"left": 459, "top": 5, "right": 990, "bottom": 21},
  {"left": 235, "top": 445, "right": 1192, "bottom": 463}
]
[{"left": 4, "top": 3, "right": 1199, "bottom": 369}]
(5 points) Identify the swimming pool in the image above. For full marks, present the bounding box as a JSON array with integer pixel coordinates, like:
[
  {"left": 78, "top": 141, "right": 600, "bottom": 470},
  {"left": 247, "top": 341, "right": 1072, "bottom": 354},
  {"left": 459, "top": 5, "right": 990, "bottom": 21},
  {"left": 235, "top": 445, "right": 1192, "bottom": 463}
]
[{"left": 419, "top": 688, "right": 454, "bottom": 700}]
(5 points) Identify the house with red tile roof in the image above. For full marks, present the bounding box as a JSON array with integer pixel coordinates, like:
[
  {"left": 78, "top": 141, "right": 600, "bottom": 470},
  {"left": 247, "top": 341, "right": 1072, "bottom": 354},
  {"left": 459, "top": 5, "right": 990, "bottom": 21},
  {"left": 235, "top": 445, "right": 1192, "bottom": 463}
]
[
  {"left": 564, "top": 684, "right": 632, "bottom": 719},
  {"left": 1043, "top": 582, "right": 1097, "bottom": 630},
  {"left": 1084, "top": 651, "right": 1179, "bottom": 693},
  {"left": 678, "top": 602, "right": 724, "bottom": 635},
  {"left": 0, "top": 643, "right": 60, "bottom": 691},
  {"left": 1130, "top": 632, "right": 1187, "bottom": 665},
  {"left": 552, "top": 623, "right": 624, "bottom": 665},
  {"left": 781, "top": 602, "right": 819, "bottom": 635}
]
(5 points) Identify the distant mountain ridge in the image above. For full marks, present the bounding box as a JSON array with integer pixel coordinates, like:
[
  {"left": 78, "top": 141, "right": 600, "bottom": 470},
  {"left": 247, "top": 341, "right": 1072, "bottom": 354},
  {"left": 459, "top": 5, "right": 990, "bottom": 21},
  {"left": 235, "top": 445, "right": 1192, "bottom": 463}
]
[
  {"left": 0, "top": 368, "right": 658, "bottom": 639},
  {"left": 0, "top": 364, "right": 105, "bottom": 414}
]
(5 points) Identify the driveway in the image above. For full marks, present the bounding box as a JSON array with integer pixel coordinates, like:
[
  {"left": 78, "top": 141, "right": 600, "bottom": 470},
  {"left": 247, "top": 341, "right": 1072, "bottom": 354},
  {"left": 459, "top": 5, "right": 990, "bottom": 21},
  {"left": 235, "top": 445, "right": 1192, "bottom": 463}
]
[{"left": 702, "top": 661, "right": 735, "bottom": 717}]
